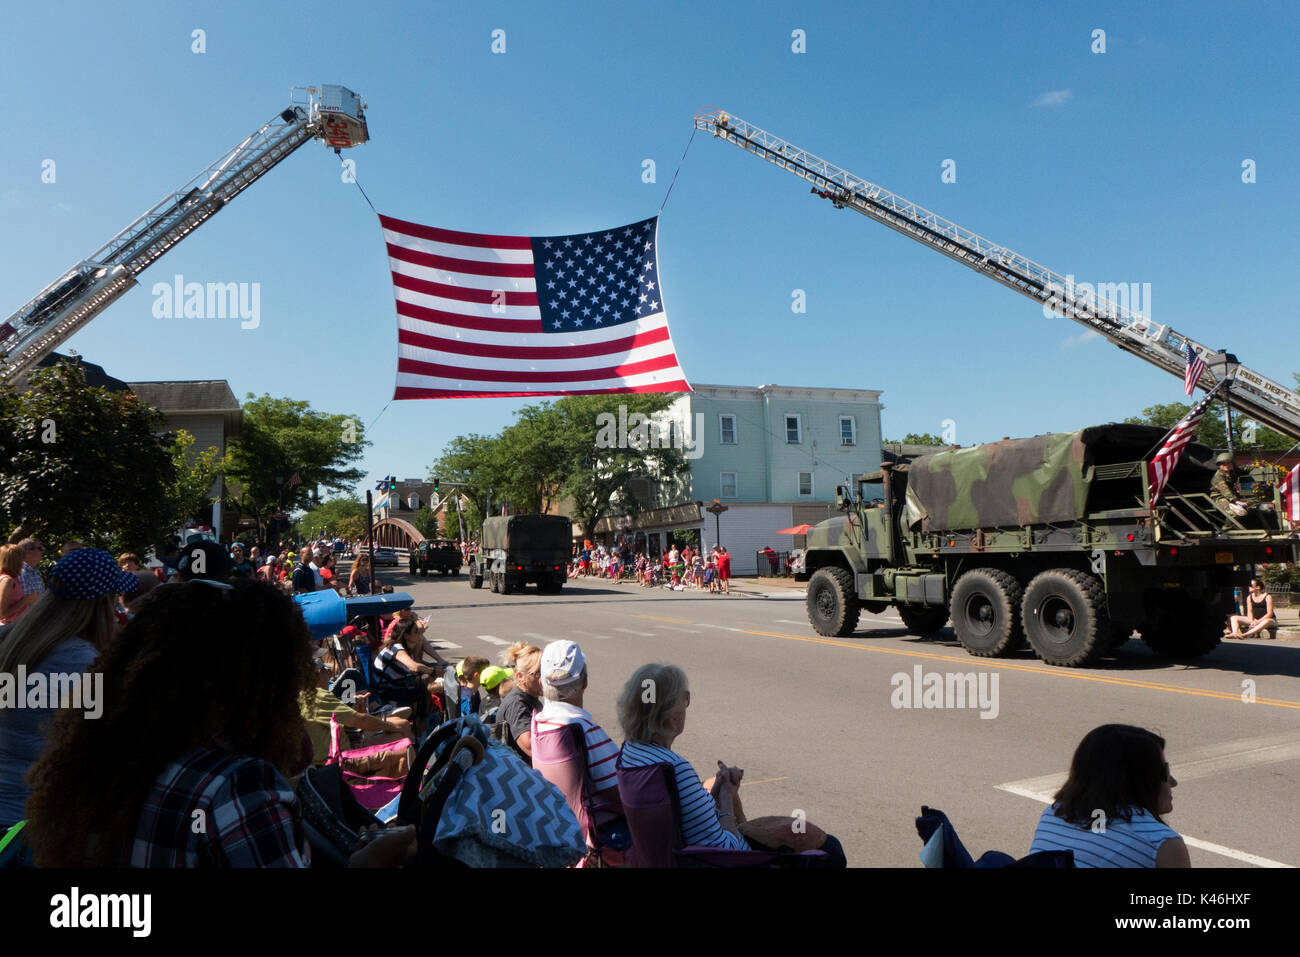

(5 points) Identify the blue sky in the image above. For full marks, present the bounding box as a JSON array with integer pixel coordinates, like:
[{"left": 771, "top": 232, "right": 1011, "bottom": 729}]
[{"left": 2, "top": 0, "right": 1296, "bottom": 499}]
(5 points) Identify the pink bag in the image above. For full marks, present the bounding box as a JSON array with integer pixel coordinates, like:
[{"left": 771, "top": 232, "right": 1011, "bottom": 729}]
[{"left": 327, "top": 714, "right": 411, "bottom": 810}]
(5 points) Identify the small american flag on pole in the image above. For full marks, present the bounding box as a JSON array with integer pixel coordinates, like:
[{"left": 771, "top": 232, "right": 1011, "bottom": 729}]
[
  {"left": 1183, "top": 340, "right": 1207, "bottom": 396},
  {"left": 1147, "top": 391, "right": 1215, "bottom": 505},
  {"left": 1278, "top": 464, "right": 1300, "bottom": 525},
  {"left": 379, "top": 214, "right": 691, "bottom": 398}
]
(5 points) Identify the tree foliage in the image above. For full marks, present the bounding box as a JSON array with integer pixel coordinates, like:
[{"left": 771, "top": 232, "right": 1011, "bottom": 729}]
[
  {"left": 166, "top": 430, "right": 224, "bottom": 532},
  {"left": 884, "top": 433, "right": 947, "bottom": 446},
  {"left": 296, "top": 496, "right": 367, "bottom": 541},
  {"left": 224, "top": 395, "right": 369, "bottom": 539},
  {"left": 430, "top": 394, "right": 688, "bottom": 540},
  {"left": 0, "top": 360, "right": 183, "bottom": 553},
  {"left": 1124, "top": 401, "right": 1293, "bottom": 452}
]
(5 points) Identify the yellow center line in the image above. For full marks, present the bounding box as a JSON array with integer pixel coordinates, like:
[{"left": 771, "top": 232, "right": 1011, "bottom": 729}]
[
  {"left": 739, "top": 776, "right": 789, "bottom": 788},
  {"left": 718, "top": 626, "right": 1300, "bottom": 711},
  {"left": 634, "top": 614, "right": 696, "bottom": 624}
]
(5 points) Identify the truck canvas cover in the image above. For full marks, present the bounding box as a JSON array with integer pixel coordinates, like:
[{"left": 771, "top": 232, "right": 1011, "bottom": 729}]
[
  {"left": 903, "top": 424, "right": 1215, "bottom": 532},
  {"left": 480, "top": 515, "right": 573, "bottom": 552}
]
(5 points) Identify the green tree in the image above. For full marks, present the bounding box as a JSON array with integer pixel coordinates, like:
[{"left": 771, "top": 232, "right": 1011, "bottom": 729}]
[
  {"left": 411, "top": 504, "right": 440, "bottom": 539},
  {"left": 884, "top": 433, "right": 947, "bottom": 446},
  {"left": 1124, "top": 402, "right": 1292, "bottom": 452},
  {"left": 223, "top": 396, "right": 369, "bottom": 539},
  {"left": 297, "top": 496, "right": 366, "bottom": 540},
  {"left": 166, "top": 430, "right": 224, "bottom": 531},
  {"left": 0, "top": 360, "right": 181, "bottom": 553},
  {"left": 430, "top": 434, "right": 507, "bottom": 541}
]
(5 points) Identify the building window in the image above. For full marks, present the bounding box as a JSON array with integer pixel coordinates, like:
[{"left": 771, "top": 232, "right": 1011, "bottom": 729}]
[
  {"left": 408, "top": 494, "right": 421, "bottom": 510},
  {"left": 840, "top": 416, "right": 856, "bottom": 446},
  {"left": 720, "top": 414, "right": 737, "bottom": 445},
  {"left": 798, "top": 471, "right": 813, "bottom": 497},
  {"left": 720, "top": 472, "right": 738, "bottom": 498},
  {"left": 785, "top": 414, "right": 801, "bottom": 444}
]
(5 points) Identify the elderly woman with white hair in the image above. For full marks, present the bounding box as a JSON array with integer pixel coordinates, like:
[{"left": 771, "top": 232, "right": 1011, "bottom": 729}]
[{"left": 616, "top": 663, "right": 846, "bottom": 863}]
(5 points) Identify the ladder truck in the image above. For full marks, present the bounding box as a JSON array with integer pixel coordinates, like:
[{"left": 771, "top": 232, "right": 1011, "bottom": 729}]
[
  {"left": 0, "top": 85, "right": 369, "bottom": 381},
  {"left": 695, "top": 109, "right": 1300, "bottom": 665},
  {"left": 693, "top": 108, "right": 1300, "bottom": 441}
]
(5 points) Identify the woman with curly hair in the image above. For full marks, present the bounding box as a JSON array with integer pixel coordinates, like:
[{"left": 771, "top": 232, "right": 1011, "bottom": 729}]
[
  {"left": 1029, "top": 724, "right": 1189, "bottom": 868},
  {"left": 25, "top": 578, "right": 413, "bottom": 867}
]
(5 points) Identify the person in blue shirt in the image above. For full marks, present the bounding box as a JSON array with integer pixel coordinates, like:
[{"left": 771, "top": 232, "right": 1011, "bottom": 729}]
[{"left": 1030, "top": 724, "right": 1190, "bottom": 868}]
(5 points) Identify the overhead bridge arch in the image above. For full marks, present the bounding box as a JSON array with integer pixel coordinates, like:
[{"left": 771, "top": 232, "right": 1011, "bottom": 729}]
[{"left": 372, "top": 517, "right": 425, "bottom": 550}]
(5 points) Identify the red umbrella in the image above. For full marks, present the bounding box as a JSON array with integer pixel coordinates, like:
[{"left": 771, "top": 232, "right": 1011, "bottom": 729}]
[{"left": 776, "top": 524, "right": 814, "bottom": 535}]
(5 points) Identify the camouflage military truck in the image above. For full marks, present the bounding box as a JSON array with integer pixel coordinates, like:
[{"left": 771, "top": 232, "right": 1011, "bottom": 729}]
[
  {"left": 797, "top": 424, "right": 1297, "bottom": 667},
  {"left": 409, "top": 539, "right": 462, "bottom": 577},
  {"left": 468, "top": 515, "right": 572, "bottom": 594}
]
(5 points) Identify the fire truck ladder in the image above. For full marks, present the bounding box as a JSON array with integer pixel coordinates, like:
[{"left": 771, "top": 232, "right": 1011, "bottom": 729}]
[
  {"left": 1, "top": 85, "right": 369, "bottom": 381},
  {"left": 694, "top": 108, "right": 1300, "bottom": 440}
]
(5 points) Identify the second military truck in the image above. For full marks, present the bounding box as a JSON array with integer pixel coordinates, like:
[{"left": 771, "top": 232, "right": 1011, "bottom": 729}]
[
  {"left": 798, "top": 424, "right": 1295, "bottom": 667},
  {"left": 468, "top": 514, "right": 572, "bottom": 594}
]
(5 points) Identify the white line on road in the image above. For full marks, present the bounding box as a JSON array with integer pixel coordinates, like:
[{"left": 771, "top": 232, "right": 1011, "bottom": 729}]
[
  {"left": 475, "top": 635, "right": 510, "bottom": 646},
  {"left": 614, "top": 628, "right": 656, "bottom": 637},
  {"left": 659, "top": 625, "right": 703, "bottom": 634},
  {"left": 697, "top": 623, "right": 745, "bottom": 632},
  {"left": 522, "top": 632, "right": 551, "bottom": 643},
  {"left": 571, "top": 630, "right": 611, "bottom": 640},
  {"left": 433, "top": 641, "right": 462, "bottom": 650}
]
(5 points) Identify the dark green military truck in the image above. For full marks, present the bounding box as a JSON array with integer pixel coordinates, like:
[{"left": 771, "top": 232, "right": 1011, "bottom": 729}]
[
  {"left": 797, "top": 424, "right": 1296, "bottom": 667},
  {"left": 468, "top": 515, "right": 572, "bottom": 594},
  {"left": 409, "top": 539, "right": 462, "bottom": 577}
]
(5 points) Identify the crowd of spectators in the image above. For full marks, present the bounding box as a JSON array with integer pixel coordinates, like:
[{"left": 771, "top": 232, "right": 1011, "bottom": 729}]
[{"left": 567, "top": 541, "right": 733, "bottom": 594}]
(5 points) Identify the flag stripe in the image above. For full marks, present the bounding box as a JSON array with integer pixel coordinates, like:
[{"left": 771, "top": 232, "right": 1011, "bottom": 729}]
[
  {"left": 394, "top": 381, "right": 692, "bottom": 400},
  {"left": 392, "top": 271, "right": 539, "bottom": 307},
  {"left": 395, "top": 368, "right": 688, "bottom": 393},
  {"left": 378, "top": 215, "right": 533, "bottom": 250},
  {"left": 385, "top": 242, "right": 535, "bottom": 279},
  {"left": 397, "top": 310, "right": 669, "bottom": 348},
  {"left": 398, "top": 351, "right": 681, "bottom": 383},
  {"left": 395, "top": 301, "right": 543, "bottom": 334},
  {"left": 397, "top": 323, "right": 672, "bottom": 360}
]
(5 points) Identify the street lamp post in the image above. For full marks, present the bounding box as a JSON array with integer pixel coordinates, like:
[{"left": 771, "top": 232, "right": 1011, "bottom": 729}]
[{"left": 705, "top": 500, "right": 729, "bottom": 550}]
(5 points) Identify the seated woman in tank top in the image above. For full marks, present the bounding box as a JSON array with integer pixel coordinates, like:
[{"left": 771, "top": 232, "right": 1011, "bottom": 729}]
[
  {"left": 1030, "top": 724, "right": 1189, "bottom": 868},
  {"left": 1225, "top": 578, "right": 1276, "bottom": 639}
]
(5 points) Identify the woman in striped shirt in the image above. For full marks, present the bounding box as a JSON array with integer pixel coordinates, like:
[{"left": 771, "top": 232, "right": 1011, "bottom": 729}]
[
  {"left": 616, "top": 664, "right": 845, "bottom": 864},
  {"left": 1030, "top": 724, "right": 1190, "bottom": 868}
]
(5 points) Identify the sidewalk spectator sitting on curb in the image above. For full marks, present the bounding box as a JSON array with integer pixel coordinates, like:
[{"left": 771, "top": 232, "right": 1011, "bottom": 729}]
[
  {"left": 1224, "top": 578, "right": 1277, "bottom": 639},
  {"left": 1029, "top": 724, "right": 1189, "bottom": 868},
  {"left": 25, "top": 578, "right": 415, "bottom": 867},
  {"left": 456, "top": 655, "right": 491, "bottom": 714},
  {"left": 499, "top": 643, "right": 543, "bottom": 761},
  {"left": 478, "top": 664, "right": 513, "bottom": 717},
  {"left": 0, "top": 548, "right": 138, "bottom": 830},
  {"left": 615, "top": 663, "right": 846, "bottom": 864}
]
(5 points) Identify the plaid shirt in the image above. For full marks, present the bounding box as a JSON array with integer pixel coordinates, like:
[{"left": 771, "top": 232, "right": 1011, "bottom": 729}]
[
  {"left": 131, "top": 748, "right": 309, "bottom": 868},
  {"left": 19, "top": 563, "right": 42, "bottom": 599}
]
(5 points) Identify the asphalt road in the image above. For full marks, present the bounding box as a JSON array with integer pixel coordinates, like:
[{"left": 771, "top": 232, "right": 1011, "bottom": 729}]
[{"left": 370, "top": 564, "right": 1300, "bottom": 869}]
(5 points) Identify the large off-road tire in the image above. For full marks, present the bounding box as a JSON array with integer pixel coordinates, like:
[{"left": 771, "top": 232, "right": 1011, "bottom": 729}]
[
  {"left": 806, "top": 567, "right": 860, "bottom": 637},
  {"left": 469, "top": 568, "right": 483, "bottom": 589},
  {"left": 1140, "top": 601, "right": 1221, "bottom": 659},
  {"left": 1021, "top": 569, "right": 1110, "bottom": 667},
  {"left": 898, "top": 604, "right": 950, "bottom": 636},
  {"left": 489, "top": 572, "right": 500, "bottom": 593},
  {"left": 950, "top": 568, "right": 1023, "bottom": 656}
]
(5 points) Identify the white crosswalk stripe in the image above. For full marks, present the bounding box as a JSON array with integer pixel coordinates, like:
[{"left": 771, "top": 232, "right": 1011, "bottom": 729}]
[
  {"left": 475, "top": 635, "right": 510, "bottom": 646},
  {"left": 572, "top": 630, "right": 612, "bottom": 640},
  {"left": 658, "top": 625, "right": 702, "bottom": 634},
  {"left": 614, "top": 627, "right": 655, "bottom": 637},
  {"left": 522, "top": 632, "right": 551, "bottom": 643},
  {"left": 432, "top": 641, "right": 462, "bottom": 650}
]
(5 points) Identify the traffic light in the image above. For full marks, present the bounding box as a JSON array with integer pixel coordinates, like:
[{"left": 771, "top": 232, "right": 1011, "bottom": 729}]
[
  {"left": 388, "top": 476, "right": 397, "bottom": 491},
  {"left": 433, "top": 477, "right": 440, "bottom": 493}
]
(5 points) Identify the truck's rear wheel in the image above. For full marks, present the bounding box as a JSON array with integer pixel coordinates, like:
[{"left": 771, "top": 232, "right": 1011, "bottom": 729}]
[
  {"left": 807, "top": 567, "right": 859, "bottom": 637},
  {"left": 950, "top": 568, "right": 1023, "bottom": 656},
  {"left": 489, "top": 572, "right": 500, "bottom": 593},
  {"left": 469, "top": 569, "right": 483, "bottom": 589},
  {"left": 1022, "top": 569, "right": 1109, "bottom": 667},
  {"left": 1140, "top": 601, "right": 1221, "bottom": 659},
  {"left": 898, "top": 605, "right": 950, "bottom": 636}
]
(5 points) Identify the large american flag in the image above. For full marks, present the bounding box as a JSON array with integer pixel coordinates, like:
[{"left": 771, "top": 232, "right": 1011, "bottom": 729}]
[
  {"left": 1183, "top": 340, "right": 1207, "bottom": 396},
  {"left": 1147, "top": 391, "right": 1214, "bottom": 505},
  {"left": 379, "top": 214, "right": 690, "bottom": 398},
  {"left": 1279, "top": 464, "right": 1300, "bottom": 525}
]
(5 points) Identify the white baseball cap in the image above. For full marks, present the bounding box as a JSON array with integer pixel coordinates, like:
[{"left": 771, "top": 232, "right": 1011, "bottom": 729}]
[{"left": 540, "top": 640, "right": 586, "bottom": 689}]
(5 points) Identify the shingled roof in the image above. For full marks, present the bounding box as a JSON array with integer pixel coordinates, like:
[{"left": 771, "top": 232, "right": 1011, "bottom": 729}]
[{"left": 127, "top": 380, "right": 241, "bottom": 413}]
